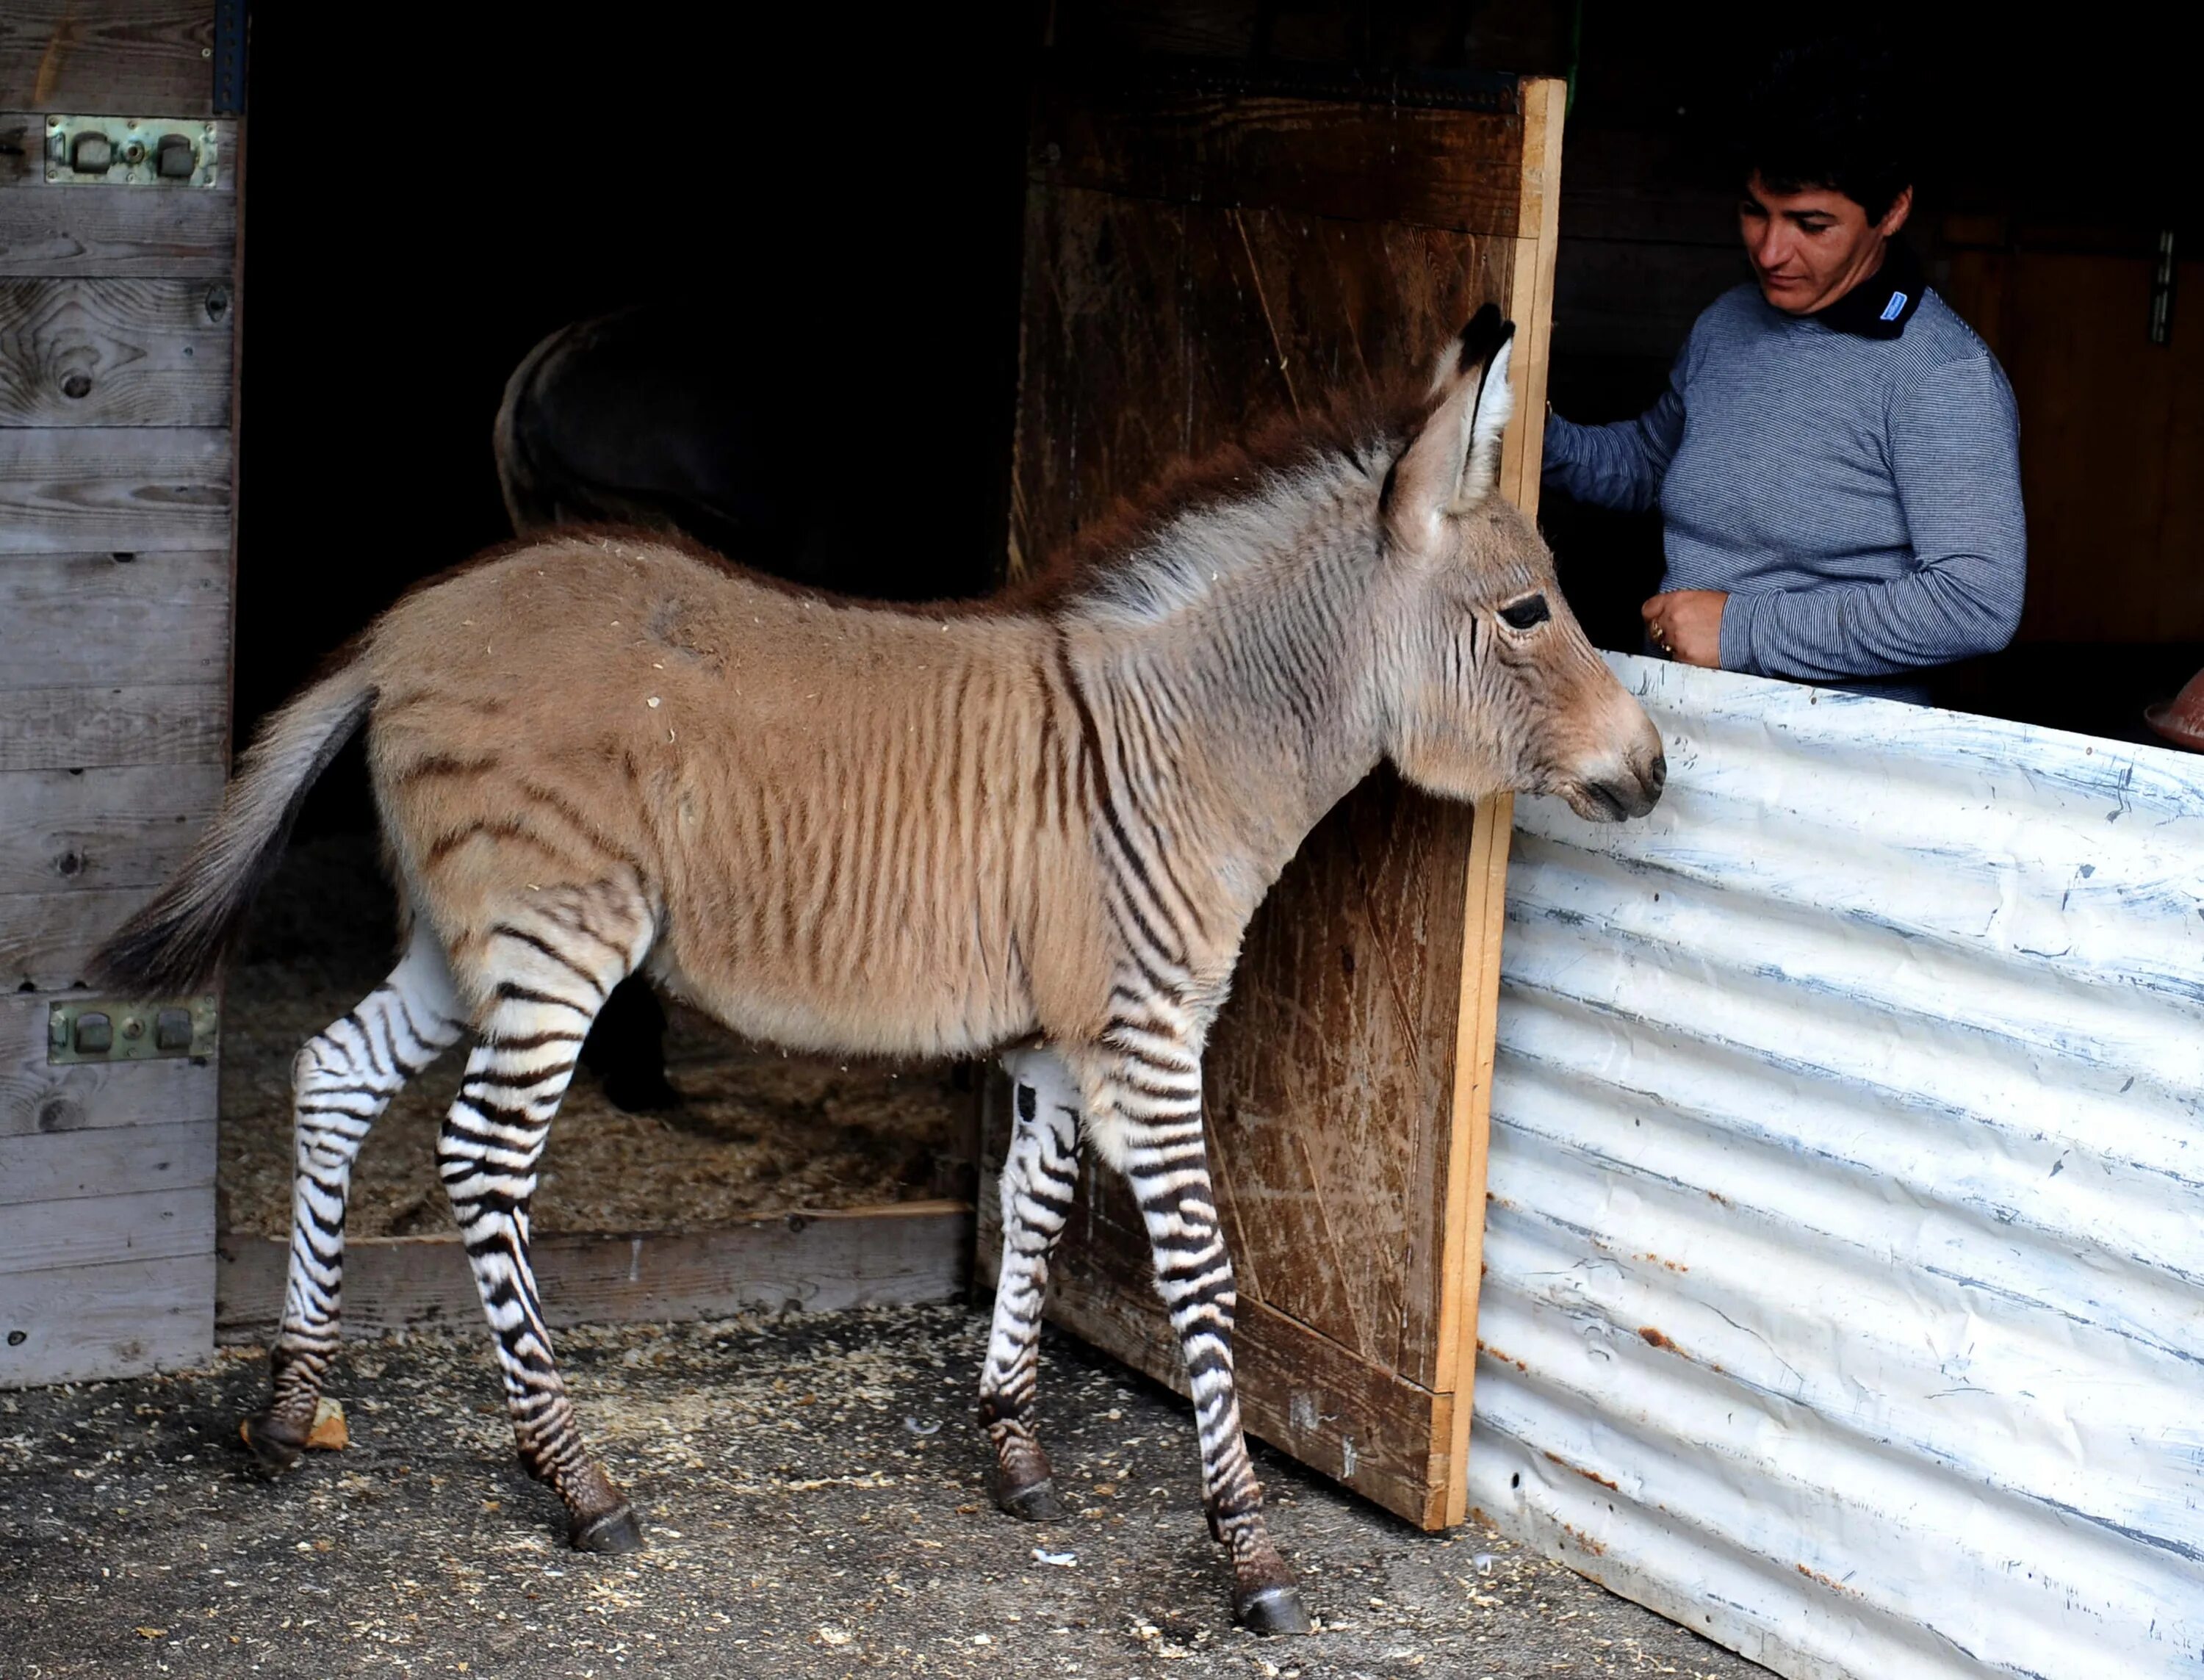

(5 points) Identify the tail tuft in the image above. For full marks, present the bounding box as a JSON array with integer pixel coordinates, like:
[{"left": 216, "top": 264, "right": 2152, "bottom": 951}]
[{"left": 88, "top": 664, "right": 376, "bottom": 999}]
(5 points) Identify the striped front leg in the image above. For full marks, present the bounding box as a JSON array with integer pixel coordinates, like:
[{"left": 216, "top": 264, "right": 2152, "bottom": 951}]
[
  {"left": 1088, "top": 1034, "right": 1312, "bottom": 1636},
  {"left": 979, "top": 1047, "right": 1084, "bottom": 1520},
  {"left": 245, "top": 924, "right": 465, "bottom": 1468}
]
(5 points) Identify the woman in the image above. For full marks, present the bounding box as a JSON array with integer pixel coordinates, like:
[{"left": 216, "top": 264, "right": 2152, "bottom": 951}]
[{"left": 1545, "top": 41, "right": 2025, "bottom": 699}]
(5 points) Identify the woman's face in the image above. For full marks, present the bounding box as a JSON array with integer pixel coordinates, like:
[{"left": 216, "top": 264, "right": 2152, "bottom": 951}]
[{"left": 1739, "top": 172, "right": 1913, "bottom": 315}]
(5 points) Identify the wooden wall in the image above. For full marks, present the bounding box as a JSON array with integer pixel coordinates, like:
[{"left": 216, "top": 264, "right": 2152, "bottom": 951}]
[{"left": 0, "top": 1, "right": 234, "bottom": 1387}]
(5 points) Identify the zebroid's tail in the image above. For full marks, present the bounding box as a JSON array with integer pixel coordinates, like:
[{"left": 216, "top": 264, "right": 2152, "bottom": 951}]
[{"left": 89, "top": 660, "right": 376, "bottom": 998}]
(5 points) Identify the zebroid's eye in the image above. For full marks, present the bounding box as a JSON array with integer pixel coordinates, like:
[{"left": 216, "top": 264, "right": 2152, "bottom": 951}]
[{"left": 1499, "top": 594, "right": 1550, "bottom": 630}]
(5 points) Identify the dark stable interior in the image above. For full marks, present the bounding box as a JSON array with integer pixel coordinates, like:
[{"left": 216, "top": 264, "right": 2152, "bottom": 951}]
[{"left": 235, "top": 3, "right": 2203, "bottom": 853}]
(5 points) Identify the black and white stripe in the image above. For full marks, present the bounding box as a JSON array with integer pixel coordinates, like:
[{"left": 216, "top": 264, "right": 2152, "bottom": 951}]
[
  {"left": 249, "top": 884, "right": 655, "bottom": 1554},
  {"left": 246, "top": 926, "right": 464, "bottom": 1465},
  {"left": 978, "top": 1049, "right": 1083, "bottom": 1520},
  {"left": 979, "top": 648, "right": 1313, "bottom": 1634}
]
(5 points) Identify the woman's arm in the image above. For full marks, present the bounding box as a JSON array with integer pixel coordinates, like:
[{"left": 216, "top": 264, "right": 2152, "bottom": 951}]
[
  {"left": 1542, "top": 377, "right": 1688, "bottom": 513},
  {"left": 1715, "top": 355, "right": 2026, "bottom": 681}
]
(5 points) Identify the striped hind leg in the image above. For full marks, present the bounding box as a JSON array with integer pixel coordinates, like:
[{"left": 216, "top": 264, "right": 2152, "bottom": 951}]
[
  {"left": 1081, "top": 1034, "right": 1311, "bottom": 1636},
  {"left": 244, "top": 923, "right": 467, "bottom": 1468},
  {"left": 978, "top": 1047, "right": 1084, "bottom": 1520},
  {"left": 440, "top": 885, "right": 653, "bottom": 1552}
]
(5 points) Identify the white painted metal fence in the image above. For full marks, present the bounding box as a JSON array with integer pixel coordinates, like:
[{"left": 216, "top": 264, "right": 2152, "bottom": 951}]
[{"left": 1472, "top": 655, "right": 2204, "bottom": 1680}]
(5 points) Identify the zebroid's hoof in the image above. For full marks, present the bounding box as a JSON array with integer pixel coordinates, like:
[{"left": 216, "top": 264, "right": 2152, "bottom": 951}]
[
  {"left": 571, "top": 1504, "right": 646, "bottom": 1554},
  {"left": 1234, "top": 1583, "right": 1314, "bottom": 1636},
  {"left": 995, "top": 1477, "right": 1068, "bottom": 1522},
  {"left": 238, "top": 1412, "right": 306, "bottom": 1471}
]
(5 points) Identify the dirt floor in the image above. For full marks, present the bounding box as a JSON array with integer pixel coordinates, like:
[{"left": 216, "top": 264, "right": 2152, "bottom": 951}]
[
  {"left": 170, "top": 838, "right": 1775, "bottom": 1678},
  {"left": 220, "top": 837, "right": 965, "bottom": 1237},
  {"left": 0, "top": 1304, "right": 1771, "bottom": 1680}
]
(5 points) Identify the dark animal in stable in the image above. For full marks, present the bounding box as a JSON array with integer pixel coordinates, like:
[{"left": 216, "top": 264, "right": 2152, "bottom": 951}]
[
  {"left": 491, "top": 306, "right": 987, "bottom": 1111},
  {"left": 92, "top": 306, "right": 1664, "bottom": 1634}
]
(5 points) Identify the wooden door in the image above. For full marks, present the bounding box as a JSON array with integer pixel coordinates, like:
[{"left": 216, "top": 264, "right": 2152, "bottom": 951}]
[
  {"left": 979, "top": 59, "right": 1564, "bottom": 1532},
  {"left": 1940, "top": 235, "right": 2204, "bottom": 643},
  {"left": 0, "top": 3, "right": 240, "bottom": 1385}
]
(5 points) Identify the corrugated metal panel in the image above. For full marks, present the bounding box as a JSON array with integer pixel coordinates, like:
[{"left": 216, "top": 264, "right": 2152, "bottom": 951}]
[{"left": 1471, "top": 655, "right": 2204, "bottom": 1680}]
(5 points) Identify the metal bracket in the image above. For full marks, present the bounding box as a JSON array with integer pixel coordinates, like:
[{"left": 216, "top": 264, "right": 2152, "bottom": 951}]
[
  {"left": 43, "top": 117, "right": 220, "bottom": 187},
  {"left": 48, "top": 996, "right": 219, "bottom": 1064}
]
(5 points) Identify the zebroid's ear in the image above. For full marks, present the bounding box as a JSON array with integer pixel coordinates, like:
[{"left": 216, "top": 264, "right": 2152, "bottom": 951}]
[{"left": 1387, "top": 305, "right": 1518, "bottom": 555}]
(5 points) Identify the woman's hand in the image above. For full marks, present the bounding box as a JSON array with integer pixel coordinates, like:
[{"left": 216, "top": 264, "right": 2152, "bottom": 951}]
[{"left": 1641, "top": 590, "right": 1727, "bottom": 667}]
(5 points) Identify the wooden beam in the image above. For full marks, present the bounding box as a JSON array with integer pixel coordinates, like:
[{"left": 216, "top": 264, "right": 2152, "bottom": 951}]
[
  {"left": 1497, "top": 76, "right": 1565, "bottom": 513},
  {"left": 1434, "top": 788, "right": 1513, "bottom": 1527},
  {"left": 215, "top": 1203, "right": 976, "bottom": 1342},
  {"left": 1440, "top": 75, "right": 1564, "bottom": 1529}
]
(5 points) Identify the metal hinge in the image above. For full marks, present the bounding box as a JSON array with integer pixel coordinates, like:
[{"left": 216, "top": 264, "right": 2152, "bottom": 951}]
[
  {"left": 48, "top": 997, "right": 219, "bottom": 1064},
  {"left": 44, "top": 116, "right": 220, "bottom": 187}
]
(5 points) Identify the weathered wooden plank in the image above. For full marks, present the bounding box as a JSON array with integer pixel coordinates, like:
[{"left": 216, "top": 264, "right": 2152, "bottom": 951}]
[
  {"left": 0, "top": 7, "right": 215, "bottom": 115},
  {"left": 0, "top": 884, "right": 148, "bottom": 989},
  {"left": 0, "top": 1182, "right": 212, "bottom": 1276},
  {"left": 1203, "top": 766, "right": 1473, "bottom": 1386},
  {"left": 0, "top": 1117, "right": 214, "bottom": 1207},
  {"left": 215, "top": 1203, "right": 973, "bottom": 1341},
  {"left": 0, "top": 763, "right": 222, "bottom": 894},
  {"left": 0, "top": 1251, "right": 212, "bottom": 1388},
  {"left": 0, "top": 550, "right": 230, "bottom": 689},
  {"left": 0, "top": 277, "right": 232, "bottom": 425},
  {"left": 0, "top": 425, "right": 230, "bottom": 551},
  {"left": 0, "top": 989, "right": 217, "bottom": 1140},
  {"left": 0, "top": 682, "right": 228, "bottom": 770},
  {"left": 1035, "top": 70, "right": 1527, "bottom": 236}
]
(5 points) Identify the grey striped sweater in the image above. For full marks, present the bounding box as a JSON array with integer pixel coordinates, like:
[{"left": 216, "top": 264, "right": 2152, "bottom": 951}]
[{"left": 1544, "top": 283, "right": 2025, "bottom": 685}]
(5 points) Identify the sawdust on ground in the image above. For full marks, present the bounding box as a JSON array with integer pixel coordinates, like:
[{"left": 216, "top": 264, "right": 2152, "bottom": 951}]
[{"left": 0, "top": 1304, "right": 1774, "bottom": 1680}]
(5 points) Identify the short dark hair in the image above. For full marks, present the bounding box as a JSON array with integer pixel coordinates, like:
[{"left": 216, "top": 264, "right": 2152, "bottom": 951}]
[{"left": 1739, "top": 39, "right": 1916, "bottom": 223}]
